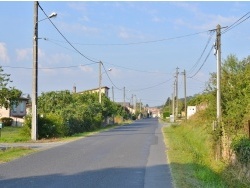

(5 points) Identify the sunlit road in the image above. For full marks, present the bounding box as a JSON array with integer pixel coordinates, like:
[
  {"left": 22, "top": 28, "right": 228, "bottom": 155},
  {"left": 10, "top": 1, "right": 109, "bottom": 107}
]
[{"left": 0, "top": 118, "right": 173, "bottom": 188}]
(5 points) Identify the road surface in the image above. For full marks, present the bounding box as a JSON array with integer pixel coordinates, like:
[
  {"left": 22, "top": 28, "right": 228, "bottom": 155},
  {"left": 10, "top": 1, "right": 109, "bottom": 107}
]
[{"left": 0, "top": 118, "right": 173, "bottom": 188}]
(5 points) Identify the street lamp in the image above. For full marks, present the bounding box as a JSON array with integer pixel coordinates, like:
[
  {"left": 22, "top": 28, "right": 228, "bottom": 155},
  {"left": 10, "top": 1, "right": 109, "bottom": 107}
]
[
  {"left": 32, "top": 1, "right": 57, "bottom": 140},
  {"left": 99, "top": 61, "right": 112, "bottom": 103}
]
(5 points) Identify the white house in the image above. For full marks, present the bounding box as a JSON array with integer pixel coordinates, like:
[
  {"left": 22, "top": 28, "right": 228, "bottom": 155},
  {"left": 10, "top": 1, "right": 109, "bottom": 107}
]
[
  {"left": 187, "top": 106, "right": 197, "bottom": 119},
  {"left": 0, "top": 96, "right": 29, "bottom": 126},
  {"left": 77, "top": 86, "right": 110, "bottom": 98}
]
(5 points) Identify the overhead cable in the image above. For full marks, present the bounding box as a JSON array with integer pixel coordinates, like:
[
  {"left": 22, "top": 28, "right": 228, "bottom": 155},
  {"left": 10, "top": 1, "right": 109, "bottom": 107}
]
[
  {"left": 187, "top": 31, "right": 215, "bottom": 75},
  {"left": 101, "top": 63, "right": 122, "bottom": 90},
  {"left": 222, "top": 12, "right": 250, "bottom": 34},
  {"left": 45, "top": 30, "right": 209, "bottom": 46},
  {"left": 188, "top": 45, "right": 214, "bottom": 79},
  {"left": 38, "top": 3, "right": 99, "bottom": 64}
]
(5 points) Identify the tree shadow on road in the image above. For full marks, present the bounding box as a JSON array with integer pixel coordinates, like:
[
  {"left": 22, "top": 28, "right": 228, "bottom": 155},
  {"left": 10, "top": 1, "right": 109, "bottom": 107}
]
[{"left": 0, "top": 164, "right": 173, "bottom": 188}]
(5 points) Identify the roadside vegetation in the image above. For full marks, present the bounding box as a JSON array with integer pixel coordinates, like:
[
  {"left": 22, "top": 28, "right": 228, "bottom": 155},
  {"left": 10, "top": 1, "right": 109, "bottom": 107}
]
[{"left": 162, "top": 55, "right": 250, "bottom": 187}]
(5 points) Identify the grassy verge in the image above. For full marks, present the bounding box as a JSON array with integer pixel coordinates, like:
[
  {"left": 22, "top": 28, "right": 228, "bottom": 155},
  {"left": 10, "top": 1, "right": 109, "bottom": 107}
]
[
  {"left": 163, "top": 122, "right": 241, "bottom": 188},
  {"left": 0, "top": 126, "right": 30, "bottom": 142},
  {"left": 0, "top": 147, "right": 35, "bottom": 163}
]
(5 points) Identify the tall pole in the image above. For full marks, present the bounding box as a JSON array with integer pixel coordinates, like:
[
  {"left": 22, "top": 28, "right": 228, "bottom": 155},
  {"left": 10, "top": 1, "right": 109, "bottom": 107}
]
[
  {"left": 112, "top": 86, "right": 114, "bottom": 102},
  {"left": 175, "top": 67, "right": 179, "bottom": 119},
  {"left": 32, "top": 1, "right": 38, "bottom": 140},
  {"left": 99, "top": 61, "right": 102, "bottom": 103},
  {"left": 123, "top": 87, "right": 125, "bottom": 109},
  {"left": 172, "top": 82, "right": 175, "bottom": 122},
  {"left": 183, "top": 69, "right": 187, "bottom": 122},
  {"left": 216, "top": 24, "right": 222, "bottom": 122}
]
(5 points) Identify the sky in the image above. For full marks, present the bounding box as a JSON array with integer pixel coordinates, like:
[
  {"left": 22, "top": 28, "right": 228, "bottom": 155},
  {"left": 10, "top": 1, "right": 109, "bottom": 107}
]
[{"left": 0, "top": 1, "right": 250, "bottom": 107}]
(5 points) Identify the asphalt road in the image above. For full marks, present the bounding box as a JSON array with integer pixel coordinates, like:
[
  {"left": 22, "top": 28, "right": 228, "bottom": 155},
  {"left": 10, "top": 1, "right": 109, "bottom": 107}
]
[{"left": 0, "top": 118, "right": 173, "bottom": 188}]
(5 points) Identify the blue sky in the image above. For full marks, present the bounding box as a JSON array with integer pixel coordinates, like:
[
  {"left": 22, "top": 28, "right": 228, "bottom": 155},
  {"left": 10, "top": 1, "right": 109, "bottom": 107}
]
[{"left": 0, "top": 1, "right": 250, "bottom": 107}]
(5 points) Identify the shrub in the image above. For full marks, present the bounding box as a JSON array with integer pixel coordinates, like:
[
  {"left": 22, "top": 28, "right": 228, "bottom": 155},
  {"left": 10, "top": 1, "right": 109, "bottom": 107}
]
[
  {"left": 21, "top": 114, "right": 68, "bottom": 139},
  {"left": 1, "top": 117, "right": 13, "bottom": 126},
  {"left": 232, "top": 137, "right": 250, "bottom": 166}
]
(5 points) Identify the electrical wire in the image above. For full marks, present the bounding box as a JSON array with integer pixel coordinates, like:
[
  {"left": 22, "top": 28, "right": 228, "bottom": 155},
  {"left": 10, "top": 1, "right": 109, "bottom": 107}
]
[
  {"left": 101, "top": 63, "right": 122, "bottom": 90},
  {"left": 45, "top": 30, "right": 209, "bottom": 46},
  {"left": 222, "top": 11, "right": 250, "bottom": 34},
  {"left": 130, "top": 78, "right": 173, "bottom": 92},
  {"left": 1, "top": 63, "right": 96, "bottom": 70},
  {"left": 38, "top": 3, "right": 99, "bottom": 64},
  {"left": 188, "top": 45, "right": 214, "bottom": 78},
  {"left": 187, "top": 31, "right": 215, "bottom": 75},
  {"left": 45, "top": 38, "right": 172, "bottom": 75}
]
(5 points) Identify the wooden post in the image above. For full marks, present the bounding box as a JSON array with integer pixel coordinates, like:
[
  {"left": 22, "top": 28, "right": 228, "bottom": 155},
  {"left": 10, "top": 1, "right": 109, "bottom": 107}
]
[{"left": 248, "top": 120, "right": 250, "bottom": 139}]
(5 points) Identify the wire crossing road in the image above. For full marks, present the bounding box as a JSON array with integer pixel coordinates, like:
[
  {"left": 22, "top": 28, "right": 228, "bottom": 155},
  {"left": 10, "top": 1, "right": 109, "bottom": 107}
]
[{"left": 0, "top": 118, "right": 173, "bottom": 188}]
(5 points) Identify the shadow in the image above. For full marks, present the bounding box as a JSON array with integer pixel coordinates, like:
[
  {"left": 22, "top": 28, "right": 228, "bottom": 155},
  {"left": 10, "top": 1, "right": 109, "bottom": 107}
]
[{"left": 0, "top": 165, "right": 173, "bottom": 188}]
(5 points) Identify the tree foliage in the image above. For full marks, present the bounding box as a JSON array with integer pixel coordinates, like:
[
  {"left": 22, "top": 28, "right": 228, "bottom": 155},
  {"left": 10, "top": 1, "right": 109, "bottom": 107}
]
[
  {"left": 0, "top": 66, "right": 22, "bottom": 109},
  {"left": 23, "top": 90, "right": 131, "bottom": 138}
]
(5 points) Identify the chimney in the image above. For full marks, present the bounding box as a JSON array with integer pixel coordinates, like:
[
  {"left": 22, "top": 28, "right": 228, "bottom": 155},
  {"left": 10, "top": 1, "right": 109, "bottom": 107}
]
[{"left": 73, "top": 85, "right": 76, "bottom": 93}]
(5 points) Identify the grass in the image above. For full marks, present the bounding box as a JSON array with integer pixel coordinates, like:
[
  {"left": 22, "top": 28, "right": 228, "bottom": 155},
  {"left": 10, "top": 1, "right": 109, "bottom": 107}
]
[
  {"left": 0, "top": 126, "right": 30, "bottom": 142},
  {"left": 163, "top": 122, "right": 227, "bottom": 188},
  {"left": 163, "top": 121, "right": 250, "bottom": 188},
  {"left": 0, "top": 147, "right": 35, "bottom": 163}
]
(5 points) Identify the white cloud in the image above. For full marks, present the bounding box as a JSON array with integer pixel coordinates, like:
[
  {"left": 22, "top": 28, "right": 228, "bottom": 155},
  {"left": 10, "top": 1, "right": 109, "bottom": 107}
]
[
  {"left": 80, "top": 65, "right": 93, "bottom": 72},
  {"left": 59, "top": 22, "right": 99, "bottom": 35},
  {"left": 16, "top": 48, "right": 32, "bottom": 62},
  {"left": 151, "top": 16, "right": 165, "bottom": 23},
  {"left": 118, "top": 27, "right": 145, "bottom": 40},
  {"left": 0, "top": 42, "right": 10, "bottom": 63}
]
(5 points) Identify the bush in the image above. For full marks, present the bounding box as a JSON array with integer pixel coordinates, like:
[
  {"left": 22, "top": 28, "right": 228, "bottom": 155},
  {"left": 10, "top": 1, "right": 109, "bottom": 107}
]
[
  {"left": 232, "top": 137, "right": 250, "bottom": 166},
  {"left": 1, "top": 117, "right": 13, "bottom": 126},
  {"left": 22, "top": 114, "right": 68, "bottom": 139}
]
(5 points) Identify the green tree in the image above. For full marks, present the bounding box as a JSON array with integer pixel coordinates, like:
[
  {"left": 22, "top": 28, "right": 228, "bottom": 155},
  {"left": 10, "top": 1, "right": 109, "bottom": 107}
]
[{"left": 0, "top": 66, "right": 22, "bottom": 109}]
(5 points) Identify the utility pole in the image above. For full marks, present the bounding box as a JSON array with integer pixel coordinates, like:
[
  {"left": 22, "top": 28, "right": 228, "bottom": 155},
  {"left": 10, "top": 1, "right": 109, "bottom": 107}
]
[
  {"left": 216, "top": 24, "right": 222, "bottom": 122},
  {"left": 99, "top": 61, "right": 102, "bottom": 103},
  {"left": 175, "top": 67, "right": 179, "bottom": 119},
  {"left": 112, "top": 86, "right": 114, "bottom": 102},
  {"left": 172, "top": 82, "right": 175, "bottom": 122},
  {"left": 183, "top": 69, "right": 187, "bottom": 121},
  {"left": 131, "top": 94, "right": 134, "bottom": 113},
  {"left": 140, "top": 99, "right": 142, "bottom": 113},
  {"left": 123, "top": 87, "right": 125, "bottom": 109},
  {"left": 32, "top": 1, "right": 38, "bottom": 141}
]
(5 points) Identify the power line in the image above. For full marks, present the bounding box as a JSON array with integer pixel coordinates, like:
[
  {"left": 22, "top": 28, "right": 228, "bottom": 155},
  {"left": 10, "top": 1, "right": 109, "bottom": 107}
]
[
  {"left": 130, "top": 78, "right": 173, "bottom": 92},
  {"left": 1, "top": 63, "right": 96, "bottom": 70},
  {"left": 44, "top": 30, "right": 210, "bottom": 46},
  {"left": 101, "top": 63, "right": 122, "bottom": 90},
  {"left": 44, "top": 38, "right": 171, "bottom": 75},
  {"left": 38, "top": 3, "right": 99, "bottom": 64},
  {"left": 188, "top": 45, "right": 214, "bottom": 78},
  {"left": 188, "top": 31, "right": 215, "bottom": 75},
  {"left": 104, "top": 62, "right": 172, "bottom": 75},
  {"left": 222, "top": 11, "right": 250, "bottom": 34}
]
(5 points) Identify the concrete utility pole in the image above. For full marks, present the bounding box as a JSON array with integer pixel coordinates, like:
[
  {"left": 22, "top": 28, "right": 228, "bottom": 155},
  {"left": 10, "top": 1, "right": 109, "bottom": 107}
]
[
  {"left": 175, "top": 67, "right": 179, "bottom": 119},
  {"left": 112, "top": 86, "right": 114, "bottom": 102},
  {"left": 32, "top": 1, "right": 38, "bottom": 141},
  {"left": 99, "top": 61, "right": 102, "bottom": 103},
  {"left": 123, "top": 87, "right": 125, "bottom": 109},
  {"left": 183, "top": 70, "right": 187, "bottom": 121},
  {"left": 172, "top": 82, "right": 175, "bottom": 122},
  {"left": 216, "top": 24, "right": 222, "bottom": 122}
]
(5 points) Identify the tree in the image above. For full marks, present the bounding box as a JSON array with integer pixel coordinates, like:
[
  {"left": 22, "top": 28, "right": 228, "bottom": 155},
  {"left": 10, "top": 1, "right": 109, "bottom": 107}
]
[{"left": 0, "top": 66, "right": 22, "bottom": 109}]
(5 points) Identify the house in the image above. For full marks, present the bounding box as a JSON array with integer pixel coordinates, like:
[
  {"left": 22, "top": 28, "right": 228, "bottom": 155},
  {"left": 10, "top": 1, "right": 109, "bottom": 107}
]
[
  {"left": 77, "top": 86, "right": 110, "bottom": 98},
  {"left": 0, "top": 96, "right": 29, "bottom": 126},
  {"left": 187, "top": 106, "right": 197, "bottom": 119}
]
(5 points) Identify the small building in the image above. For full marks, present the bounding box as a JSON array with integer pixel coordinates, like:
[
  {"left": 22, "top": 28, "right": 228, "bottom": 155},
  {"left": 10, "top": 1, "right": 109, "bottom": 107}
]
[
  {"left": 187, "top": 106, "right": 197, "bottom": 119},
  {"left": 78, "top": 86, "right": 110, "bottom": 98},
  {"left": 0, "top": 96, "right": 29, "bottom": 126}
]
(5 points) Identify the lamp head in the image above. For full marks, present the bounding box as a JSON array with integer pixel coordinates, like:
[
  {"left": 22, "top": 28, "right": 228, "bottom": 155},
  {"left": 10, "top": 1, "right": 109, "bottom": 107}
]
[{"left": 49, "top": 12, "right": 57, "bottom": 18}]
